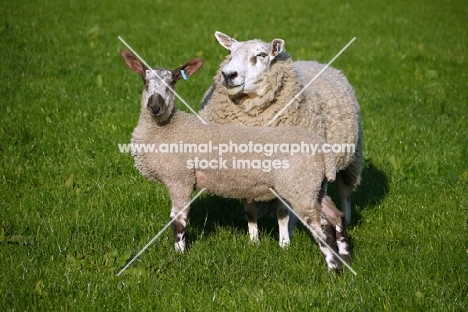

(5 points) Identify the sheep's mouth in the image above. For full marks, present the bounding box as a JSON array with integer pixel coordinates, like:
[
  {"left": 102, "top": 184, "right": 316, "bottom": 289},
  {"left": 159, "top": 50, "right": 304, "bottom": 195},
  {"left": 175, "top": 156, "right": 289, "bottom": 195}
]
[{"left": 224, "top": 83, "right": 244, "bottom": 95}]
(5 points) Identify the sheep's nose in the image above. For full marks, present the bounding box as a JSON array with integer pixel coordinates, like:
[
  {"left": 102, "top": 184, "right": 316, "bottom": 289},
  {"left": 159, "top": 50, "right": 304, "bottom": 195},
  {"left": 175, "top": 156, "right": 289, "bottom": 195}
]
[
  {"left": 222, "top": 70, "right": 238, "bottom": 81},
  {"left": 147, "top": 93, "right": 165, "bottom": 116}
]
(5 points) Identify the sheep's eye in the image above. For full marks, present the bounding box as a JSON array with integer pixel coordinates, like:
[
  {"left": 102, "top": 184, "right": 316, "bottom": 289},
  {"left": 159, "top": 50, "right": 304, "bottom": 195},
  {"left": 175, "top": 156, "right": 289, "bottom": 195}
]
[{"left": 257, "top": 52, "right": 268, "bottom": 58}]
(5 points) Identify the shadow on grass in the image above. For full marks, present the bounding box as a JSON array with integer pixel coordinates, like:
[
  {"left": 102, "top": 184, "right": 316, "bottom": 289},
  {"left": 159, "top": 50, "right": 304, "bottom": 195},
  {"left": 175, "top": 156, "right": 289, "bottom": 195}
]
[
  {"left": 187, "top": 196, "right": 247, "bottom": 246},
  {"left": 187, "top": 195, "right": 288, "bottom": 246},
  {"left": 329, "top": 159, "right": 389, "bottom": 227},
  {"left": 186, "top": 159, "right": 388, "bottom": 247}
]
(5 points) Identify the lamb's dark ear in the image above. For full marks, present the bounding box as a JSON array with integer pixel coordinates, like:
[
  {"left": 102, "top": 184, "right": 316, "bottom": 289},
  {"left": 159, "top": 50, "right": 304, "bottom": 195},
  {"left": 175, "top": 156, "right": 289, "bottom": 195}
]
[
  {"left": 269, "top": 39, "right": 285, "bottom": 59},
  {"left": 215, "top": 31, "right": 237, "bottom": 51},
  {"left": 173, "top": 58, "right": 205, "bottom": 82},
  {"left": 120, "top": 50, "right": 148, "bottom": 81}
]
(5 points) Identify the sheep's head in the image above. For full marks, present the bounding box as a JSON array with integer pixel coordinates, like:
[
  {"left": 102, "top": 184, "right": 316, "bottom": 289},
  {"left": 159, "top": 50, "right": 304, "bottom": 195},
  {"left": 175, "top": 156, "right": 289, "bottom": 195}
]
[
  {"left": 120, "top": 50, "right": 204, "bottom": 124},
  {"left": 214, "top": 31, "right": 285, "bottom": 98}
]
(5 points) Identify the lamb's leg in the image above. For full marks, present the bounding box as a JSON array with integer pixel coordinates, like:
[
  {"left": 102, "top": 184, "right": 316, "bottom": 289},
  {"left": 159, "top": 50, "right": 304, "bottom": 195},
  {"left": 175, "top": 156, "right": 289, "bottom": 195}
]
[
  {"left": 285, "top": 195, "right": 341, "bottom": 270},
  {"left": 243, "top": 199, "right": 259, "bottom": 243},
  {"left": 245, "top": 199, "right": 294, "bottom": 247},
  {"left": 335, "top": 216, "right": 351, "bottom": 264},
  {"left": 322, "top": 195, "right": 351, "bottom": 264},
  {"left": 303, "top": 201, "right": 341, "bottom": 271},
  {"left": 318, "top": 209, "right": 341, "bottom": 270},
  {"left": 277, "top": 200, "right": 298, "bottom": 248},
  {"left": 277, "top": 201, "right": 290, "bottom": 248},
  {"left": 169, "top": 189, "right": 193, "bottom": 253}
]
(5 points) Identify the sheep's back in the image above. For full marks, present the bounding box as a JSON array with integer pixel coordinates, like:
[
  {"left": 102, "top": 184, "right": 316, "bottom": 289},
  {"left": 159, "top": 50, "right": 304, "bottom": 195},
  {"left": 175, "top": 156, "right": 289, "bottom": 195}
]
[
  {"left": 199, "top": 59, "right": 361, "bottom": 171},
  {"left": 293, "top": 61, "right": 360, "bottom": 170}
]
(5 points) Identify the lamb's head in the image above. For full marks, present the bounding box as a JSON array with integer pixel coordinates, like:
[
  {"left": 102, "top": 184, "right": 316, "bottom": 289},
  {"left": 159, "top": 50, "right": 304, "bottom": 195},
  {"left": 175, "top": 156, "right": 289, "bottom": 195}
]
[
  {"left": 120, "top": 50, "right": 204, "bottom": 124},
  {"left": 214, "top": 31, "right": 285, "bottom": 98}
]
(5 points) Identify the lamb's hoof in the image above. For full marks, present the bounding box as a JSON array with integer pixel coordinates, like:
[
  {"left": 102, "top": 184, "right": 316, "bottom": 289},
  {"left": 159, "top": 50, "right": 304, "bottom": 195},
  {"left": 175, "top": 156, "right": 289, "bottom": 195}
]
[
  {"left": 174, "top": 242, "right": 186, "bottom": 253},
  {"left": 279, "top": 239, "right": 290, "bottom": 249},
  {"left": 339, "top": 254, "right": 352, "bottom": 265},
  {"left": 326, "top": 259, "right": 342, "bottom": 272},
  {"left": 248, "top": 237, "right": 260, "bottom": 245}
]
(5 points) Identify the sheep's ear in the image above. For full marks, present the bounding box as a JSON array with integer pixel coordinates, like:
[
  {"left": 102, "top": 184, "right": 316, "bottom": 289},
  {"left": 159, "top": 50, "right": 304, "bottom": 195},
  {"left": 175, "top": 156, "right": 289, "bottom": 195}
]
[
  {"left": 215, "top": 31, "right": 237, "bottom": 51},
  {"left": 120, "top": 50, "right": 148, "bottom": 81},
  {"left": 173, "top": 58, "right": 205, "bottom": 82},
  {"left": 269, "top": 39, "right": 285, "bottom": 59}
]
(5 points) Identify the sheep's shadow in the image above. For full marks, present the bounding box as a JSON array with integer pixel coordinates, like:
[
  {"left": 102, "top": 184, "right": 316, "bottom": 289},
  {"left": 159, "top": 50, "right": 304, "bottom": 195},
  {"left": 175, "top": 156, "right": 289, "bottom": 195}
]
[
  {"left": 187, "top": 196, "right": 246, "bottom": 246},
  {"left": 328, "top": 159, "right": 389, "bottom": 227},
  {"left": 188, "top": 196, "right": 291, "bottom": 246},
  {"left": 187, "top": 159, "right": 388, "bottom": 247}
]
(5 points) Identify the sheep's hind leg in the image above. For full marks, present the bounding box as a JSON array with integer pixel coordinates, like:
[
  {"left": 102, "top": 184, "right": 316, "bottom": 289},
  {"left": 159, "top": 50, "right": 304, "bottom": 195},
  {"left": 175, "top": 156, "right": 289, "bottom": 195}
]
[
  {"left": 306, "top": 205, "right": 340, "bottom": 270},
  {"left": 322, "top": 195, "right": 351, "bottom": 264},
  {"left": 318, "top": 211, "right": 341, "bottom": 270},
  {"left": 277, "top": 200, "right": 297, "bottom": 248},
  {"left": 243, "top": 199, "right": 259, "bottom": 243},
  {"left": 335, "top": 217, "right": 351, "bottom": 264},
  {"left": 336, "top": 135, "right": 363, "bottom": 224},
  {"left": 289, "top": 197, "right": 341, "bottom": 270},
  {"left": 336, "top": 172, "right": 352, "bottom": 225},
  {"left": 336, "top": 164, "right": 361, "bottom": 225},
  {"left": 315, "top": 183, "right": 342, "bottom": 270}
]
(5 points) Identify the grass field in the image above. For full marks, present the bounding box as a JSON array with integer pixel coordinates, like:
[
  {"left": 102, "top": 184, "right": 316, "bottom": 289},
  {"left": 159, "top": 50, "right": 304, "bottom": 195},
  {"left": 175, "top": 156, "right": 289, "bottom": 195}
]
[{"left": 1, "top": 0, "right": 467, "bottom": 310}]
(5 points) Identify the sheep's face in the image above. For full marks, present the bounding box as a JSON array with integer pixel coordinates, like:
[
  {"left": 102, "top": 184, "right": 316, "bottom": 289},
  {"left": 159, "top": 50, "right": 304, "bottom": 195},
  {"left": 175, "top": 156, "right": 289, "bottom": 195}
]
[
  {"left": 120, "top": 49, "right": 204, "bottom": 124},
  {"left": 143, "top": 69, "right": 176, "bottom": 120},
  {"left": 215, "top": 31, "right": 284, "bottom": 98}
]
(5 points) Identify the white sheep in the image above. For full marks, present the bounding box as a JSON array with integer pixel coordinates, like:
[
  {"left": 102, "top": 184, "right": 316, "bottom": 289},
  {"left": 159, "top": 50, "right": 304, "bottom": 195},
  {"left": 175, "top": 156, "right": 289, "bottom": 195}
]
[
  {"left": 200, "top": 32, "right": 363, "bottom": 237},
  {"left": 120, "top": 50, "right": 351, "bottom": 270}
]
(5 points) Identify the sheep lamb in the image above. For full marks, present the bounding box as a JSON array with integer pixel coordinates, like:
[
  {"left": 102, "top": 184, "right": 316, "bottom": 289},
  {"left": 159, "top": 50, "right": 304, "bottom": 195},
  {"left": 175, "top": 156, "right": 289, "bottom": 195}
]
[
  {"left": 120, "top": 49, "right": 350, "bottom": 270},
  {"left": 200, "top": 32, "right": 363, "bottom": 233}
]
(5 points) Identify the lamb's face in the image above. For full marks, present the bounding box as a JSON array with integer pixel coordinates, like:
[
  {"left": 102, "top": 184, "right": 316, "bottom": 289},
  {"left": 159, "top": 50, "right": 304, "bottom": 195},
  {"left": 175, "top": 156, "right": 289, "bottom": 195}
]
[
  {"left": 143, "top": 69, "right": 176, "bottom": 118},
  {"left": 120, "top": 49, "right": 204, "bottom": 123},
  {"left": 215, "top": 32, "right": 284, "bottom": 98}
]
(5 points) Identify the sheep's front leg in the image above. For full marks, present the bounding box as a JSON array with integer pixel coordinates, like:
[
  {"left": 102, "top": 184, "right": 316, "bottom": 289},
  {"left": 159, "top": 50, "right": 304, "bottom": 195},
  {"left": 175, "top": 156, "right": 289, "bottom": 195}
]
[
  {"left": 169, "top": 189, "right": 193, "bottom": 253},
  {"left": 242, "top": 199, "right": 259, "bottom": 243},
  {"left": 170, "top": 207, "right": 188, "bottom": 252}
]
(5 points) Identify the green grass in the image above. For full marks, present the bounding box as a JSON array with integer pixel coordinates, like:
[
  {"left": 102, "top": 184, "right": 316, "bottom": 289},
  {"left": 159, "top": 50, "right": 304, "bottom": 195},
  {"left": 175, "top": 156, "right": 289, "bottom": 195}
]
[{"left": 1, "top": 0, "right": 467, "bottom": 310}]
